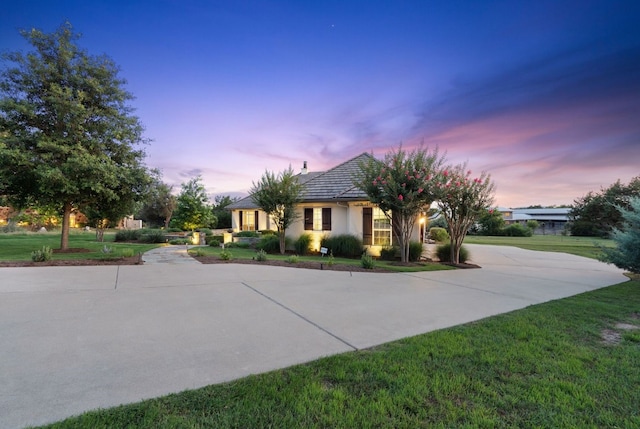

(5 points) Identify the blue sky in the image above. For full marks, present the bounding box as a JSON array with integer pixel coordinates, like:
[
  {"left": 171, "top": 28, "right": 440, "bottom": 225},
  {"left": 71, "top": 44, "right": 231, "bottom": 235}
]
[{"left": 2, "top": 0, "right": 639, "bottom": 207}]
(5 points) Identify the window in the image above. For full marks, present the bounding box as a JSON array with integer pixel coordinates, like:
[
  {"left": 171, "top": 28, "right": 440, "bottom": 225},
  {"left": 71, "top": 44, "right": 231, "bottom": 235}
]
[
  {"left": 373, "top": 207, "right": 391, "bottom": 246},
  {"left": 304, "top": 207, "right": 331, "bottom": 231},
  {"left": 239, "top": 210, "right": 258, "bottom": 231}
]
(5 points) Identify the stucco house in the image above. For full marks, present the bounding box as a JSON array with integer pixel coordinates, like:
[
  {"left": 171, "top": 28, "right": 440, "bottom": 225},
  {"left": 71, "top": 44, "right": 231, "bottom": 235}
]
[{"left": 226, "top": 153, "right": 428, "bottom": 255}]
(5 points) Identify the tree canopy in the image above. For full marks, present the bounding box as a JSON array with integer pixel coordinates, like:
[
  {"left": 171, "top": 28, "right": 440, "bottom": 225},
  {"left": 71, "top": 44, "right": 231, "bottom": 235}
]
[
  {"left": 136, "top": 171, "right": 177, "bottom": 228},
  {"left": 436, "top": 164, "right": 495, "bottom": 264},
  {"left": 171, "top": 176, "right": 216, "bottom": 231},
  {"left": 250, "top": 167, "right": 303, "bottom": 254},
  {"left": 0, "top": 22, "right": 150, "bottom": 249},
  {"left": 354, "top": 145, "right": 445, "bottom": 263},
  {"left": 569, "top": 177, "right": 640, "bottom": 237}
]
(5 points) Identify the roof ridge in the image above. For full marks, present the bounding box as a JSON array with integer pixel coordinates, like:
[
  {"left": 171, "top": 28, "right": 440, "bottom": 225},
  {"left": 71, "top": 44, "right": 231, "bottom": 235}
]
[{"left": 301, "top": 152, "right": 373, "bottom": 186}]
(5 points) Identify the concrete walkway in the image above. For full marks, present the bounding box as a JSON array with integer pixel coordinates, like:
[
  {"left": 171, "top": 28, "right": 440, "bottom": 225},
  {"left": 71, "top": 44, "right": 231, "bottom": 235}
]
[
  {"left": 141, "top": 244, "right": 203, "bottom": 265},
  {"left": 0, "top": 245, "right": 627, "bottom": 429}
]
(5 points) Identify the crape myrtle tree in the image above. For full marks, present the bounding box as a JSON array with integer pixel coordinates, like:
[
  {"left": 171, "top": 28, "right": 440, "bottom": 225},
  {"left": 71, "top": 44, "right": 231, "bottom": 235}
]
[
  {"left": 599, "top": 197, "right": 640, "bottom": 274},
  {"left": 0, "top": 22, "right": 150, "bottom": 250},
  {"left": 251, "top": 166, "right": 304, "bottom": 254},
  {"left": 171, "top": 176, "right": 216, "bottom": 231},
  {"left": 435, "top": 163, "right": 495, "bottom": 264},
  {"left": 355, "top": 145, "right": 445, "bottom": 263}
]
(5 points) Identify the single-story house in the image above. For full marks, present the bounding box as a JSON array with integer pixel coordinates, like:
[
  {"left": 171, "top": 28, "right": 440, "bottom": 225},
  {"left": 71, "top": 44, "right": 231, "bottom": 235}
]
[
  {"left": 226, "top": 153, "right": 429, "bottom": 255},
  {"left": 498, "top": 207, "right": 570, "bottom": 234}
]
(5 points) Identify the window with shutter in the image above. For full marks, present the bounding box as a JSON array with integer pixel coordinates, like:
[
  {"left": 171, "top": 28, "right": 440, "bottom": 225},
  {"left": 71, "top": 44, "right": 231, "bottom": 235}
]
[{"left": 322, "top": 208, "right": 331, "bottom": 231}]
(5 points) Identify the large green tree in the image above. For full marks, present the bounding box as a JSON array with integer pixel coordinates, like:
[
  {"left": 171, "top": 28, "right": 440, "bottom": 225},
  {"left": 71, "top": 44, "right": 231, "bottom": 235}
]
[
  {"left": 250, "top": 167, "right": 303, "bottom": 254},
  {"left": 435, "top": 163, "right": 495, "bottom": 264},
  {"left": 354, "top": 145, "right": 445, "bottom": 263},
  {"left": 171, "top": 176, "right": 216, "bottom": 231},
  {"left": 0, "top": 22, "right": 150, "bottom": 249},
  {"left": 569, "top": 177, "right": 640, "bottom": 237}
]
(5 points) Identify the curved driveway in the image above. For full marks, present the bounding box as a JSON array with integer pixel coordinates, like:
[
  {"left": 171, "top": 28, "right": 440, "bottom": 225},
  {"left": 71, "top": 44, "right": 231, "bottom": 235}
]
[{"left": 0, "top": 244, "right": 626, "bottom": 428}]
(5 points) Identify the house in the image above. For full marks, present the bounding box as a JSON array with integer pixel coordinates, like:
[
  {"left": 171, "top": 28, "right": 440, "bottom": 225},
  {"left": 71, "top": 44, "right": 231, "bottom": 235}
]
[
  {"left": 226, "top": 153, "right": 428, "bottom": 255},
  {"left": 498, "top": 207, "right": 570, "bottom": 234}
]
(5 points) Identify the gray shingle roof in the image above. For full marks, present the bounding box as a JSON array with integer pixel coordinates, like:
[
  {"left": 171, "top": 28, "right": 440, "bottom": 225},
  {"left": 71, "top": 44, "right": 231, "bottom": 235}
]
[{"left": 226, "top": 153, "right": 373, "bottom": 210}]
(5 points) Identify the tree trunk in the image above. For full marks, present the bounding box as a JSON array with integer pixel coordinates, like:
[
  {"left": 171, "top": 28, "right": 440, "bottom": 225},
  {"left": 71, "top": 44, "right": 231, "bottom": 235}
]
[
  {"left": 279, "top": 229, "right": 286, "bottom": 254},
  {"left": 60, "top": 202, "right": 72, "bottom": 250}
]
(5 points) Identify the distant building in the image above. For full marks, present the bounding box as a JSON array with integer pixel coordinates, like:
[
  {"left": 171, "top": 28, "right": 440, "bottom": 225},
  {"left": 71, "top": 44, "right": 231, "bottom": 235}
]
[{"left": 497, "top": 207, "right": 570, "bottom": 235}]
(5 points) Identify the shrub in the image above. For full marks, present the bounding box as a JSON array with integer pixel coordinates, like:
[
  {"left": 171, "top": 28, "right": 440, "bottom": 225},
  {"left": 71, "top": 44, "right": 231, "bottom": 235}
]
[
  {"left": 503, "top": 224, "right": 532, "bottom": 237},
  {"left": 114, "top": 229, "right": 141, "bottom": 242},
  {"left": 408, "top": 241, "right": 424, "bottom": 262},
  {"left": 380, "top": 246, "right": 399, "bottom": 261},
  {"left": 436, "top": 243, "right": 469, "bottom": 263},
  {"left": 257, "top": 234, "right": 280, "bottom": 253},
  {"left": 207, "top": 239, "right": 221, "bottom": 247},
  {"left": 196, "top": 228, "right": 212, "bottom": 235},
  {"left": 259, "top": 229, "right": 277, "bottom": 236},
  {"left": 429, "top": 227, "right": 449, "bottom": 242},
  {"left": 255, "top": 249, "right": 268, "bottom": 261},
  {"left": 169, "top": 238, "right": 190, "bottom": 245},
  {"left": 1, "top": 222, "right": 22, "bottom": 233},
  {"left": 294, "top": 233, "right": 312, "bottom": 255},
  {"left": 206, "top": 235, "right": 224, "bottom": 245},
  {"left": 599, "top": 197, "right": 640, "bottom": 273},
  {"left": 286, "top": 255, "right": 299, "bottom": 264},
  {"left": 361, "top": 253, "right": 375, "bottom": 269},
  {"left": 321, "top": 234, "right": 363, "bottom": 258},
  {"left": 236, "top": 230, "right": 260, "bottom": 237},
  {"left": 327, "top": 251, "right": 335, "bottom": 266},
  {"left": 226, "top": 242, "right": 250, "bottom": 249},
  {"left": 31, "top": 246, "right": 52, "bottom": 262},
  {"left": 120, "top": 248, "right": 135, "bottom": 258},
  {"left": 219, "top": 249, "right": 232, "bottom": 260},
  {"left": 139, "top": 230, "right": 166, "bottom": 243}
]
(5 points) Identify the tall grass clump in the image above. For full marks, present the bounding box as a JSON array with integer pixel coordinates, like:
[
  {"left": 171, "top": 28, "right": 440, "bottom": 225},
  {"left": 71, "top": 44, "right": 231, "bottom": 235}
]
[
  {"left": 114, "top": 229, "right": 141, "bottom": 242},
  {"left": 408, "top": 241, "right": 424, "bottom": 262},
  {"left": 436, "top": 243, "right": 469, "bottom": 263},
  {"left": 139, "top": 230, "right": 166, "bottom": 243},
  {"left": 294, "top": 233, "right": 312, "bottom": 255},
  {"left": 361, "top": 253, "right": 375, "bottom": 269},
  {"left": 31, "top": 246, "right": 52, "bottom": 262},
  {"left": 321, "top": 234, "right": 363, "bottom": 258}
]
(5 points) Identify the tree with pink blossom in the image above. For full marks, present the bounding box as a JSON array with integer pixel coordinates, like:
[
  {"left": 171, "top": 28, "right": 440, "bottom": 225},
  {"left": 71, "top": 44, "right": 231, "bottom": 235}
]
[
  {"left": 354, "top": 145, "right": 445, "bottom": 263},
  {"left": 435, "top": 164, "right": 496, "bottom": 264}
]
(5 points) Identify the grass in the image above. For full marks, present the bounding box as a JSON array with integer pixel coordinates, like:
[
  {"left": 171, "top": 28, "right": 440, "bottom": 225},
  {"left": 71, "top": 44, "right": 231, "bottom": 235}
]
[
  {"left": 191, "top": 246, "right": 455, "bottom": 272},
  {"left": 464, "top": 235, "right": 614, "bottom": 259},
  {"left": 0, "top": 230, "right": 162, "bottom": 261},
  {"left": 34, "top": 279, "right": 640, "bottom": 428}
]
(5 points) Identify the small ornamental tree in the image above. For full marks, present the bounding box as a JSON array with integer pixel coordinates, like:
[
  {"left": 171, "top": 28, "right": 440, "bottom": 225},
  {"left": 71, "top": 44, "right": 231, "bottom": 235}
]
[
  {"left": 599, "top": 197, "right": 640, "bottom": 274},
  {"left": 250, "top": 166, "right": 304, "bottom": 254},
  {"left": 354, "top": 145, "right": 445, "bottom": 263},
  {"left": 436, "top": 163, "right": 496, "bottom": 264}
]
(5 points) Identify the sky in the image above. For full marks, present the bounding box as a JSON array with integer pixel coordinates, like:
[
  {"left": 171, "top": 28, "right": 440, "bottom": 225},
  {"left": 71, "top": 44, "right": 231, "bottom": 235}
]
[{"left": 2, "top": 0, "right": 639, "bottom": 208}]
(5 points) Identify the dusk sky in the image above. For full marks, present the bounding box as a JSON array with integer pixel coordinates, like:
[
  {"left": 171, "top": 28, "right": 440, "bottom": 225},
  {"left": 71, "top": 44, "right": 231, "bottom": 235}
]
[{"left": 2, "top": 1, "right": 639, "bottom": 207}]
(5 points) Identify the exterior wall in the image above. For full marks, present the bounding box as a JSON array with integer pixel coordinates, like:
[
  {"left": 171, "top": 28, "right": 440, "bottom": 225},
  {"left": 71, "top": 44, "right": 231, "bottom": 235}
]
[{"left": 231, "top": 202, "right": 424, "bottom": 256}]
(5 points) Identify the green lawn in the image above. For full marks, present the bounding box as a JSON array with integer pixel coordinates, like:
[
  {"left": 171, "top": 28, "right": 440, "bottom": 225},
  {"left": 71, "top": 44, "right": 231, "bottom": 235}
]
[
  {"left": 190, "top": 245, "right": 455, "bottom": 272},
  {"left": 0, "top": 230, "right": 161, "bottom": 261},
  {"left": 34, "top": 279, "right": 640, "bottom": 428},
  {"left": 464, "top": 235, "right": 614, "bottom": 259}
]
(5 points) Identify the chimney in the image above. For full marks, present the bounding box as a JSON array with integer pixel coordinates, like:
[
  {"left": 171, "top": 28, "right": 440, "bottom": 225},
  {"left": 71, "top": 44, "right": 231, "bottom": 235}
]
[{"left": 301, "top": 161, "right": 308, "bottom": 175}]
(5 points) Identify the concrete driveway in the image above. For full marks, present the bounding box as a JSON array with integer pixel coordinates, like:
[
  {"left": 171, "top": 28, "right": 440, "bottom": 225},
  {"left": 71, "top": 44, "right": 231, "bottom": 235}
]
[{"left": 0, "top": 244, "right": 626, "bottom": 428}]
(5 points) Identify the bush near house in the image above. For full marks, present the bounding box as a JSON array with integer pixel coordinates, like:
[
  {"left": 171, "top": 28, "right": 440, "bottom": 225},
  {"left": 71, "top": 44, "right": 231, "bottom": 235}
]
[
  {"left": 380, "top": 246, "right": 399, "bottom": 261},
  {"left": 235, "top": 231, "right": 260, "bottom": 238},
  {"left": 256, "top": 234, "right": 281, "bottom": 253},
  {"left": 294, "top": 233, "right": 312, "bottom": 255},
  {"left": 321, "top": 234, "right": 363, "bottom": 258},
  {"left": 408, "top": 241, "right": 424, "bottom": 262}
]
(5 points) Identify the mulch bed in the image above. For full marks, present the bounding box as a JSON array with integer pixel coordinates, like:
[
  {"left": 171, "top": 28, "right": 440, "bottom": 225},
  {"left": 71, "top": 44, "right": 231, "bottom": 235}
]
[
  {"left": 0, "top": 256, "right": 142, "bottom": 268},
  {"left": 193, "top": 256, "right": 395, "bottom": 272}
]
